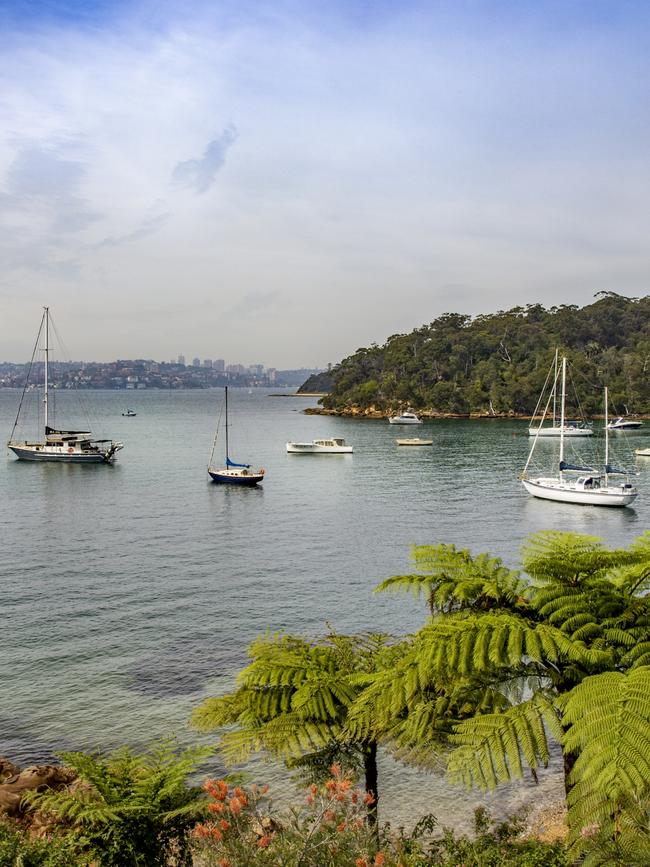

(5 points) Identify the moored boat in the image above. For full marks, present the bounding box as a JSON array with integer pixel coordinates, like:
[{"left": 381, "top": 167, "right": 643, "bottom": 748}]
[
  {"left": 395, "top": 438, "right": 433, "bottom": 446},
  {"left": 7, "top": 308, "right": 123, "bottom": 464},
  {"left": 522, "top": 360, "right": 638, "bottom": 507},
  {"left": 208, "top": 386, "right": 265, "bottom": 485},
  {"left": 388, "top": 411, "right": 422, "bottom": 425},
  {"left": 608, "top": 417, "right": 643, "bottom": 431},
  {"left": 528, "top": 349, "right": 592, "bottom": 437},
  {"left": 286, "top": 438, "right": 353, "bottom": 454}
]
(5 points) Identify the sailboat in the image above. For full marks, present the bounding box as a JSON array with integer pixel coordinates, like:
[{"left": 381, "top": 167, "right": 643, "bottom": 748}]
[
  {"left": 528, "top": 349, "right": 593, "bottom": 437},
  {"left": 208, "top": 386, "right": 265, "bottom": 485},
  {"left": 521, "top": 357, "right": 638, "bottom": 507},
  {"left": 7, "top": 308, "right": 123, "bottom": 464}
]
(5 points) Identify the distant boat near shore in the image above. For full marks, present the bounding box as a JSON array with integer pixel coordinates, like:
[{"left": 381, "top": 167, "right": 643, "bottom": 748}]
[
  {"left": 395, "top": 438, "right": 432, "bottom": 446},
  {"left": 388, "top": 411, "right": 422, "bottom": 425}
]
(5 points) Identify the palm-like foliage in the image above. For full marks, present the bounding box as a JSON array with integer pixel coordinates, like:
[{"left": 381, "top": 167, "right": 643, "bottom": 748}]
[
  {"left": 370, "top": 531, "right": 650, "bottom": 851},
  {"left": 192, "top": 632, "right": 388, "bottom": 821},
  {"left": 26, "top": 741, "right": 211, "bottom": 866}
]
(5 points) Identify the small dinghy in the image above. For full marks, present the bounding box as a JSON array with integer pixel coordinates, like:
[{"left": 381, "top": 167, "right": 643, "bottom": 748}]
[{"left": 395, "top": 438, "right": 433, "bottom": 446}]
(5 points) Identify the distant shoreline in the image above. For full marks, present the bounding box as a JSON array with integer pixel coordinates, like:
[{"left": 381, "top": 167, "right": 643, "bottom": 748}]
[{"left": 303, "top": 407, "right": 650, "bottom": 421}]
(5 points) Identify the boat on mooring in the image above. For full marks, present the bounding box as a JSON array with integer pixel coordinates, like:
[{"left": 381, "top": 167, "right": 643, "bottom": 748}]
[
  {"left": 607, "top": 416, "right": 643, "bottom": 431},
  {"left": 395, "top": 438, "right": 433, "bottom": 446},
  {"left": 286, "top": 437, "right": 353, "bottom": 454},
  {"left": 388, "top": 411, "right": 422, "bottom": 425},
  {"left": 528, "top": 349, "right": 593, "bottom": 437},
  {"left": 122, "top": 410, "right": 137, "bottom": 417},
  {"left": 521, "top": 357, "right": 638, "bottom": 507},
  {"left": 208, "top": 386, "right": 265, "bottom": 485},
  {"left": 7, "top": 307, "right": 123, "bottom": 464}
]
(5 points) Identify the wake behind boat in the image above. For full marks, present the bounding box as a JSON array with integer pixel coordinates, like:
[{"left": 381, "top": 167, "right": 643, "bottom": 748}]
[
  {"left": 208, "top": 386, "right": 265, "bottom": 485},
  {"left": 522, "top": 357, "right": 637, "bottom": 507},
  {"left": 7, "top": 308, "right": 123, "bottom": 464}
]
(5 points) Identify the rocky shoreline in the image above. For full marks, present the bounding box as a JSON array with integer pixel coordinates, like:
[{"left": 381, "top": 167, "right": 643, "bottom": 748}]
[{"left": 304, "top": 406, "right": 650, "bottom": 421}]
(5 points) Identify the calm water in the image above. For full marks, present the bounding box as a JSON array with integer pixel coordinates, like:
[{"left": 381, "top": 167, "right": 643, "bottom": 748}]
[{"left": 2, "top": 388, "right": 649, "bottom": 828}]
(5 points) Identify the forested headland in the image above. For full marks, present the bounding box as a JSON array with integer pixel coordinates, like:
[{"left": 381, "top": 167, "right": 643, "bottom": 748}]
[{"left": 299, "top": 293, "right": 650, "bottom": 417}]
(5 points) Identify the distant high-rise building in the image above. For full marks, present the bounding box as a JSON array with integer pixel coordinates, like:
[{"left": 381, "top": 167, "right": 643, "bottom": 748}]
[
  {"left": 213, "top": 358, "right": 225, "bottom": 372},
  {"left": 192, "top": 357, "right": 200, "bottom": 367},
  {"left": 267, "top": 368, "right": 277, "bottom": 383},
  {"left": 203, "top": 358, "right": 213, "bottom": 368},
  {"left": 249, "top": 364, "right": 264, "bottom": 376},
  {"left": 226, "top": 363, "right": 246, "bottom": 375},
  {"left": 178, "top": 354, "right": 185, "bottom": 366}
]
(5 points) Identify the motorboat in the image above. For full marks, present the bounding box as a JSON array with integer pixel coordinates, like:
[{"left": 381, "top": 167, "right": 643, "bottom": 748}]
[
  {"left": 208, "top": 386, "right": 265, "bottom": 485},
  {"left": 388, "top": 411, "right": 422, "bottom": 425},
  {"left": 607, "top": 417, "right": 643, "bottom": 431},
  {"left": 7, "top": 307, "right": 123, "bottom": 464},
  {"left": 395, "top": 438, "right": 433, "bottom": 446},
  {"left": 122, "top": 410, "right": 137, "bottom": 417},
  {"left": 286, "top": 438, "right": 353, "bottom": 454},
  {"left": 528, "top": 349, "right": 592, "bottom": 437},
  {"left": 522, "top": 360, "right": 638, "bottom": 507},
  {"left": 635, "top": 448, "right": 650, "bottom": 457}
]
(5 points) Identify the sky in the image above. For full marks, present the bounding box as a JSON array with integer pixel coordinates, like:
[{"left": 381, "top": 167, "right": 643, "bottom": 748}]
[{"left": 1, "top": 0, "right": 650, "bottom": 366}]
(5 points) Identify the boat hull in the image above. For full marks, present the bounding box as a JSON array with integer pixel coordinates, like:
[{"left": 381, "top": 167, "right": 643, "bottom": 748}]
[
  {"left": 8, "top": 445, "right": 115, "bottom": 463},
  {"left": 395, "top": 438, "right": 433, "bottom": 446},
  {"left": 527, "top": 427, "right": 593, "bottom": 437},
  {"left": 208, "top": 468, "right": 264, "bottom": 485},
  {"left": 388, "top": 418, "right": 422, "bottom": 425},
  {"left": 522, "top": 478, "right": 637, "bottom": 507},
  {"left": 286, "top": 444, "right": 353, "bottom": 454}
]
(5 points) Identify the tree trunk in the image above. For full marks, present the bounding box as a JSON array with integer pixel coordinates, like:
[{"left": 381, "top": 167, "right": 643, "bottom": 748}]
[
  {"left": 563, "top": 748, "right": 577, "bottom": 800},
  {"left": 364, "top": 741, "right": 378, "bottom": 828}
]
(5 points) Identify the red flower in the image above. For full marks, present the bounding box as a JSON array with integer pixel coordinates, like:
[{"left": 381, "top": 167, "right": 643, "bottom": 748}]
[
  {"left": 218, "top": 860, "right": 231, "bottom": 867},
  {"left": 336, "top": 821, "right": 347, "bottom": 832},
  {"left": 355, "top": 859, "right": 369, "bottom": 867},
  {"left": 374, "top": 854, "right": 386, "bottom": 866},
  {"left": 219, "top": 819, "right": 231, "bottom": 831},
  {"left": 363, "top": 792, "right": 375, "bottom": 805},
  {"left": 257, "top": 835, "right": 272, "bottom": 848},
  {"left": 208, "top": 802, "right": 225, "bottom": 814},
  {"left": 229, "top": 796, "right": 243, "bottom": 815}
]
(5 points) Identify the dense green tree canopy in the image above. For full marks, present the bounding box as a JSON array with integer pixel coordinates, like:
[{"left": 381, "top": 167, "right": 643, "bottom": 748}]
[{"left": 301, "top": 293, "right": 650, "bottom": 415}]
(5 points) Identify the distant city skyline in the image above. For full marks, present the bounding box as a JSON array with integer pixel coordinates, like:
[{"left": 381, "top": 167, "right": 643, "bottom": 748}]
[{"left": 2, "top": 1, "right": 650, "bottom": 365}]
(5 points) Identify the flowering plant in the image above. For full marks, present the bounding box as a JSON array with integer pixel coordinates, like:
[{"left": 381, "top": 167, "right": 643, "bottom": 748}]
[{"left": 192, "top": 765, "right": 393, "bottom": 866}]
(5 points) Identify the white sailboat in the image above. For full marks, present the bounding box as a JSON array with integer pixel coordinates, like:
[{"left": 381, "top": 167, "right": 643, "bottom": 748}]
[
  {"left": 528, "top": 349, "right": 593, "bottom": 437},
  {"left": 522, "top": 358, "right": 638, "bottom": 507},
  {"left": 7, "top": 308, "right": 123, "bottom": 464}
]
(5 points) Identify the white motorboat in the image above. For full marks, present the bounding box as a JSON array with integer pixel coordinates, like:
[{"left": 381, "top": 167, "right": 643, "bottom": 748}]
[
  {"left": 388, "top": 411, "right": 422, "bottom": 425},
  {"left": 521, "top": 359, "right": 638, "bottom": 508},
  {"left": 7, "top": 308, "right": 123, "bottom": 464},
  {"left": 608, "top": 417, "right": 643, "bottom": 431},
  {"left": 528, "top": 349, "right": 592, "bottom": 437},
  {"left": 635, "top": 448, "right": 650, "bottom": 457},
  {"left": 208, "top": 386, "right": 265, "bottom": 485},
  {"left": 122, "top": 410, "right": 137, "bottom": 417},
  {"left": 395, "top": 438, "right": 433, "bottom": 446},
  {"left": 286, "top": 438, "right": 353, "bottom": 454}
]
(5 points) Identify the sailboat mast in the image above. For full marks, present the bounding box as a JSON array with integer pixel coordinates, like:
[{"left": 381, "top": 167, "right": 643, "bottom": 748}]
[
  {"left": 560, "top": 355, "right": 566, "bottom": 479},
  {"left": 43, "top": 306, "right": 49, "bottom": 433},
  {"left": 552, "top": 348, "right": 558, "bottom": 427},
  {"left": 605, "top": 386, "right": 609, "bottom": 485},
  {"left": 224, "top": 386, "right": 229, "bottom": 462}
]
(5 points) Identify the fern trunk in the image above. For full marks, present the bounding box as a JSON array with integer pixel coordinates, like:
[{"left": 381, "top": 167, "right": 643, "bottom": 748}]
[{"left": 364, "top": 740, "right": 378, "bottom": 827}]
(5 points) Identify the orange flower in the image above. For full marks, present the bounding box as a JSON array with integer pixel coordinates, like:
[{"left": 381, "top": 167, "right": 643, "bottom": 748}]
[
  {"left": 233, "top": 786, "right": 248, "bottom": 805},
  {"left": 209, "top": 828, "right": 223, "bottom": 842},
  {"left": 306, "top": 794, "right": 315, "bottom": 806},
  {"left": 374, "top": 854, "right": 386, "bottom": 867},
  {"left": 208, "top": 802, "right": 225, "bottom": 814},
  {"left": 325, "top": 779, "right": 337, "bottom": 793},
  {"left": 335, "top": 793, "right": 347, "bottom": 802},
  {"left": 261, "top": 784, "right": 270, "bottom": 794},
  {"left": 323, "top": 809, "right": 336, "bottom": 823},
  {"left": 309, "top": 783, "right": 318, "bottom": 795},
  {"left": 336, "top": 821, "right": 347, "bottom": 832},
  {"left": 331, "top": 763, "right": 342, "bottom": 777},
  {"left": 229, "top": 797, "right": 243, "bottom": 815},
  {"left": 205, "top": 780, "right": 229, "bottom": 801},
  {"left": 355, "top": 859, "right": 369, "bottom": 867},
  {"left": 339, "top": 778, "right": 353, "bottom": 791},
  {"left": 257, "top": 835, "right": 272, "bottom": 848},
  {"left": 219, "top": 819, "right": 231, "bottom": 831},
  {"left": 364, "top": 792, "right": 375, "bottom": 805},
  {"left": 351, "top": 791, "right": 359, "bottom": 804},
  {"left": 218, "top": 860, "right": 231, "bottom": 867}
]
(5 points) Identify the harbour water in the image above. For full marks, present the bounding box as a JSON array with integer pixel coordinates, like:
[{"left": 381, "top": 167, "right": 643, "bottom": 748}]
[{"left": 2, "top": 388, "right": 649, "bottom": 829}]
